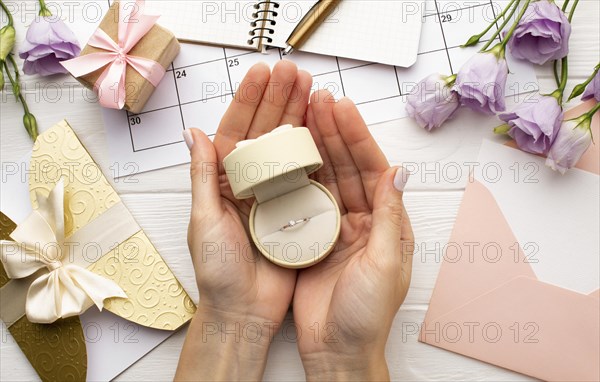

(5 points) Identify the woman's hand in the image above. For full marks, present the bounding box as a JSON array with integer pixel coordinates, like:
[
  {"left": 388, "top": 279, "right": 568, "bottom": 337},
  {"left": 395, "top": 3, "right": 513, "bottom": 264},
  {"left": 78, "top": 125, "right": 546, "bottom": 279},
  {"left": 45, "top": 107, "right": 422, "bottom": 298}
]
[
  {"left": 175, "top": 61, "right": 313, "bottom": 381},
  {"left": 294, "top": 91, "right": 415, "bottom": 381}
]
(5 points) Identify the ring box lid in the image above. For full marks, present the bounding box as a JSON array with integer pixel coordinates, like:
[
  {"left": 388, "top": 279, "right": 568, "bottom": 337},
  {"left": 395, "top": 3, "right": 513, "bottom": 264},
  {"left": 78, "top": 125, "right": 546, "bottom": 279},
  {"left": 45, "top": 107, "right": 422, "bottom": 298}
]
[{"left": 223, "top": 125, "right": 323, "bottom": 200}]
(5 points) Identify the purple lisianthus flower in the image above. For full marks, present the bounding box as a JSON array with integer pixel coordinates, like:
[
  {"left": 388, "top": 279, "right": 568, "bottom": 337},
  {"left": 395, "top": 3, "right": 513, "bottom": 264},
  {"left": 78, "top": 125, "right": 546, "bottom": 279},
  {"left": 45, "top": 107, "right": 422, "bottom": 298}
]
[
  {"left": 454, "top": 51, "right": 508, "bottom": 115},
  {"left": 499, "top": 95, "right": 563, "bottom": 155},
  {"left": 507, "top": 0, "right": 571, "bottom": 65},
  {"left": 546, "top": 118, "right": 593, "bottom": 174},
  {"left": 19, "top": 16, "right": 81, "bottom": 76},
  {"left": 406, "top": 73, "right": 460, "bottom": 131},
  {"left": 581, "top": 70, "right": 600, "bottom": 102}
]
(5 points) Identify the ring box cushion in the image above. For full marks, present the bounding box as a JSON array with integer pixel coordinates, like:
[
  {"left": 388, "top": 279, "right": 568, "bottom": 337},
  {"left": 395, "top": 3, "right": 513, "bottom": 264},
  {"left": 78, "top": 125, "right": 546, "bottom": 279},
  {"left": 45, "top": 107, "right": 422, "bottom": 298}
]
[{"left": 224, "top": 125, "right": 341, "bottom": 268}]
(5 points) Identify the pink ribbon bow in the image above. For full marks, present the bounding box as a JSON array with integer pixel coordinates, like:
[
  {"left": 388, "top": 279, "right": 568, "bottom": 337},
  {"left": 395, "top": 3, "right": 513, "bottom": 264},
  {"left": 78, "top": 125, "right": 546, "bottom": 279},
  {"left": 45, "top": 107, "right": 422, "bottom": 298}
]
[{"left": 61, "top": 0, "right": 165, "bottom": 110}]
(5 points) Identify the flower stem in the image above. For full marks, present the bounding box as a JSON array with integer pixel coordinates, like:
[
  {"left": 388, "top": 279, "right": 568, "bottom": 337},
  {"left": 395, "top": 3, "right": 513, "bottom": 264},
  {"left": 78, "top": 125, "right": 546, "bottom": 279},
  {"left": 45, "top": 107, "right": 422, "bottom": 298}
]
[
  {"left": 481, "top": 0, "right": 521, "bottom": 51},
  {"left": 37, "top": 0, "right": 52, "bottom": 17},
  {"left": 549, "top": 57, "right": 569, "bottom": 104},
  {"left": 4, "top": 57, "right": 29, "bottom": 115},
  {"left": 463, "top": 0, "right": 518, "bottom": 47},
  {"left": 553, "top": 60, "right": 561, "bottom": 88},
  {"left": 7, "top": 53, "right": 20, "bottom": 85},
  {"left": 561, "top": 0, "right": 571, "bottom": 12},
  {"left": 500, "top": 0, "right": 532, "bottom": 51},
  {"left": 586, "top": 102, "right": 600, "bottom": 119},
  {"left": 3, "top": 58, "right": 38, "bottom": 140},
  {"left": 567, "top": 0, "right": 579, "bottom": 22},
  {"left": 558, "top": 57, "right": 569, "bottom": 98},
  {"left": 0, "top": 0, "right": 14, "bottom": 26}
]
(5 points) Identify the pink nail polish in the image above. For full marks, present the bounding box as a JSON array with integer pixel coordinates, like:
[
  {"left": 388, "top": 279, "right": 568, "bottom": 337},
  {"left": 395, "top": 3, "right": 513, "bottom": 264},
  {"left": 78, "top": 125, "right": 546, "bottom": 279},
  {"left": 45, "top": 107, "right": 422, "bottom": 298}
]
[
  {"left": 182, "top": 129, "right": 194, "bottom": 150},
  {"left": 393, "top": 167, "right": 409, "bottom": 192}
]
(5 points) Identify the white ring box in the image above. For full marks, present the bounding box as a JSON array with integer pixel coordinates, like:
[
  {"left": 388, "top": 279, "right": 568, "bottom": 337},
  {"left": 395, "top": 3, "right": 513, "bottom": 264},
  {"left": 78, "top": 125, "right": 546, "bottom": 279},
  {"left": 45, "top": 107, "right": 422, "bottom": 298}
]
[{"left": 223, "top": 125, "right": 341, "bottom": 268}]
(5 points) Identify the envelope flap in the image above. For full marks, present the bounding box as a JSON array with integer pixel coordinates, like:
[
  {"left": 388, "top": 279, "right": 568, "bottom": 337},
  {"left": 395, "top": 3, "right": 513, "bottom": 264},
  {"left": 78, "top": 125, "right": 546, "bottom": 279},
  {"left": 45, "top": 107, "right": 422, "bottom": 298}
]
[
  {"left": 424, "top": 179, "right": 536, "bottom": 322},
  {"left": 421, "top": 276, "right": 600, "bottom": 382}
]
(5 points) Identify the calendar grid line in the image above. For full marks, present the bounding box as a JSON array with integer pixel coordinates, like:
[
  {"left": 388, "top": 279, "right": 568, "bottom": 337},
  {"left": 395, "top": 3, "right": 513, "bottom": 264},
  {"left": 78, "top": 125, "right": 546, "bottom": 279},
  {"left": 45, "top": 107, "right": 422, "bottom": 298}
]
[
  {"left": 129, "top": 104, "right": 180, "bottom": 116},
  {"left": 171, "top": 62, "right": 186, "bottom": 131},
  {"left": 125, "top": 110, "right": 136, "bottom": 153},
  {"left": 489, "top": 0, "right": 503, "bottom": 43},
  {"left": 394, "top": 66, "right": 402, "bottom": 97},
  {"left": 335, "top": 57, "right": 346, "bottom": 97},
  {"left": 356, "top": 95, "right": 403, "bottom": 106},
  {"left": 132, "top": 139, "right": 184, "bottom": 153},
  {"left": 180, "top": 93, "right": 236, "bottom": 107},
  {"left": 434, "top": 0, "right": 454, "bottom": 74},
  {"left": 222, "top": 48, "right": 236, "bottom": 96},
  {"left": 423, "top": 2, "right": 489, "bottom": 18}
]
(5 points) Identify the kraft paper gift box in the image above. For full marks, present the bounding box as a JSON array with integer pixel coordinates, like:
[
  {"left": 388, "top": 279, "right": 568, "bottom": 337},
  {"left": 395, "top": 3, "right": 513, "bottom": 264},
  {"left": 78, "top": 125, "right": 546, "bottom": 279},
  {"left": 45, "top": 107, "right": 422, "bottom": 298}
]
[
  {"left": 420, "top": 102, "right": 600, "bottom": 382},
  {"left": 223, "top": 125, "right": 341, "bottom": 268},
  {"left": 65, "top": 1, "right": 180, "bottom": 114},
  {"left": 0, "top": 120, "right": 195, "bottom": 381}
]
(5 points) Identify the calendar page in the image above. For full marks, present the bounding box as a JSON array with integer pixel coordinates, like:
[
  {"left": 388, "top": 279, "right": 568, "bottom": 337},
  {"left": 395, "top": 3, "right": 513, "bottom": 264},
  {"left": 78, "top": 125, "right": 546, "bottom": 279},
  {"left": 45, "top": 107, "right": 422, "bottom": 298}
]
[{"left": 96, "top": 0, "right": 538, "bottom": 175}]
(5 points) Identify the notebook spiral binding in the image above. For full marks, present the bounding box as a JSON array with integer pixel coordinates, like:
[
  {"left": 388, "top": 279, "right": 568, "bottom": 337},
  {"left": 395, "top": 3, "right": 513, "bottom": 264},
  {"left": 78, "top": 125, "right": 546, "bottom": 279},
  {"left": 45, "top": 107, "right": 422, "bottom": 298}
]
[{"left": 247, "top": 1, "right": 280, "bottom": 46}]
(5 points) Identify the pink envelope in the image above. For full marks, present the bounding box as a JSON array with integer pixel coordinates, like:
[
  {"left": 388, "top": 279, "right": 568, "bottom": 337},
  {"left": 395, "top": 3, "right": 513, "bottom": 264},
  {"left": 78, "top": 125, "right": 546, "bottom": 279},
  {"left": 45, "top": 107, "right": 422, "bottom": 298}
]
[{"left": 420, "top": 101, "right": 600, "bottom": 381}]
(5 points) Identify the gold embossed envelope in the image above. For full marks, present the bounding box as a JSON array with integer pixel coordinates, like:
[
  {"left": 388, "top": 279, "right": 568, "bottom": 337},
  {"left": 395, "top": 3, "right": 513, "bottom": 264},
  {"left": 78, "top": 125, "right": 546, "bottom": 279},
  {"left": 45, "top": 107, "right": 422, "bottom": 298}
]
[{"left": 0, "top": 120, "right": 195, "bottom": 381}]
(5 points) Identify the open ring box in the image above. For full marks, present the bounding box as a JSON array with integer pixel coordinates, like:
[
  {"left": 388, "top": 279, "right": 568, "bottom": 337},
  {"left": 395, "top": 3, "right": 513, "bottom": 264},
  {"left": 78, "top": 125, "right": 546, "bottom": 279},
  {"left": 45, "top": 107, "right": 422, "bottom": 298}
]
[{"left": 223, "top": 125, "right": 341, "bottom": 268}]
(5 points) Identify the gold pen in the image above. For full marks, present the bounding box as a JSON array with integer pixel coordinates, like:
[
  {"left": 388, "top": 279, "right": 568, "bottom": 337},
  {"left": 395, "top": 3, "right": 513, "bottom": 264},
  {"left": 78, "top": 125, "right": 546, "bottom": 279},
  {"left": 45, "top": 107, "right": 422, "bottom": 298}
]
[{"left": 283, "top": 0, "right": 342, "bottom": 55}]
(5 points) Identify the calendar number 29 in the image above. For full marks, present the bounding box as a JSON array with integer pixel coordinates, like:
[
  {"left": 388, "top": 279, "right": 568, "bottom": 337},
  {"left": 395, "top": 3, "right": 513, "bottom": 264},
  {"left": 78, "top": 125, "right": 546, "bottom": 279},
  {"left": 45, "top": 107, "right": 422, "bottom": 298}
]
[{"left": 441, "top": 14, "right": 452, "bottom": 22}]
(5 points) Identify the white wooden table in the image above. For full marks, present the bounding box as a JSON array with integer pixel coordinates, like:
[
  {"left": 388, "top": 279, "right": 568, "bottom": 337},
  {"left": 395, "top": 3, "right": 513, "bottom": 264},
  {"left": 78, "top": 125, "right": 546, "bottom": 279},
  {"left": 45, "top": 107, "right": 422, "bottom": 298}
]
[{"left": 2, "top": 1, "right": 599, "bottom": 380}]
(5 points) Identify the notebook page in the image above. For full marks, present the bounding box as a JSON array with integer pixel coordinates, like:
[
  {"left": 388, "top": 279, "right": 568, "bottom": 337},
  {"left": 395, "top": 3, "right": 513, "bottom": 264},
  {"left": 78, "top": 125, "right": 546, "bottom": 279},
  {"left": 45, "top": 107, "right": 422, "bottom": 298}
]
[
  {"left": 144, "top": 1, "right": 259, "bottom": 49},
  {"left": 270, "top": 0, "right": 423, "bottom": 67}
]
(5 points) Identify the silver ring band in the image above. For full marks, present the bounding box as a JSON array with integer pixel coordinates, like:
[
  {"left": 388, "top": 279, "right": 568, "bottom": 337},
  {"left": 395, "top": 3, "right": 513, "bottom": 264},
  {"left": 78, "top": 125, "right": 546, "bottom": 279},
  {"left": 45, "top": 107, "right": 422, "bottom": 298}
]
[{"left": 280, "top": 218, "right": 310, "bottom": 231}]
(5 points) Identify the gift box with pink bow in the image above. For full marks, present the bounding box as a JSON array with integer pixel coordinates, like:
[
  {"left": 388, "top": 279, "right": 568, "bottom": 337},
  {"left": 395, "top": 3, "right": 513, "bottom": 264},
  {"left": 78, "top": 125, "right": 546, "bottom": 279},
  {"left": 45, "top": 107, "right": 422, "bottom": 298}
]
[{"left": 61, "top": 0, "right": 180, "bottom": 113}]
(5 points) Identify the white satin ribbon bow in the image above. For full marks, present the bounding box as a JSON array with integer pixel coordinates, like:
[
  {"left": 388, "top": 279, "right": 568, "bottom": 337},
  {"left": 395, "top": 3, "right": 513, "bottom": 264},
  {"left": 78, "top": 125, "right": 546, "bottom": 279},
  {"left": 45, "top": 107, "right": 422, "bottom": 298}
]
[{"left": 0, "top": 180, "right": 127, "bottom": 324}]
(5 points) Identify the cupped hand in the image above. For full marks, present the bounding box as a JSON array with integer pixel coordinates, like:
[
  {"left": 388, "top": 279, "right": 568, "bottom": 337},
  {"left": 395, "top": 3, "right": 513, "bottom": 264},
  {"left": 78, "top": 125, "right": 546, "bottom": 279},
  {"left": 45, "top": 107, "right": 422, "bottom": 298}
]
[
  {"left": 176, "top": 61, "right": 312, "bottom": 381},
  {"left": 294, "top": 91, "right": 415, "bottom": 381}
]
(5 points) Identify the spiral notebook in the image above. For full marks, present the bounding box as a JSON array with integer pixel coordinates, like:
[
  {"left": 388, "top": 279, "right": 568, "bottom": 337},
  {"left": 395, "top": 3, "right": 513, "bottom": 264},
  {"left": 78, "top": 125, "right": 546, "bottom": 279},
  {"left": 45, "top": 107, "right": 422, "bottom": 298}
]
[{"left": 144, "top": 0, "right": 423, "bottom": 67}]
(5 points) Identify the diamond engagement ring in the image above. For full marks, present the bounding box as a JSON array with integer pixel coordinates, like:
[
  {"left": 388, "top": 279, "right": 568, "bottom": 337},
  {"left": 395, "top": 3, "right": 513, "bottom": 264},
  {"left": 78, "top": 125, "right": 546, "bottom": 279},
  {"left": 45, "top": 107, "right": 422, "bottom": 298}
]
[{"left": 280, "top": 218, "right": 310, "bottom": 231}]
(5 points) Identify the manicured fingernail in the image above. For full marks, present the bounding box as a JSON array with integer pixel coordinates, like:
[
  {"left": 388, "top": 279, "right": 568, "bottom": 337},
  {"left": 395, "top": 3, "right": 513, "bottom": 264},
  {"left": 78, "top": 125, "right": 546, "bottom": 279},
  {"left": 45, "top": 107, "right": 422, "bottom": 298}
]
[
  {"left": 183, "top": 129, "right": 194, "bottom": 150},
  {"left": 393, "top": 167, "right": 410, "bottom": 192}
]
